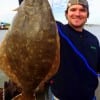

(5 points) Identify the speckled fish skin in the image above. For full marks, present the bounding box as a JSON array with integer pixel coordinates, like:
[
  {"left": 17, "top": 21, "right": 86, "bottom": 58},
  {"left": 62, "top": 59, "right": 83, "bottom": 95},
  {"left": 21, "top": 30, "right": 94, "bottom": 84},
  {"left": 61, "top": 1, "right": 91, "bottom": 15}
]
[{"left": 0, "top": 0, "right": 60, "bottom": 99}]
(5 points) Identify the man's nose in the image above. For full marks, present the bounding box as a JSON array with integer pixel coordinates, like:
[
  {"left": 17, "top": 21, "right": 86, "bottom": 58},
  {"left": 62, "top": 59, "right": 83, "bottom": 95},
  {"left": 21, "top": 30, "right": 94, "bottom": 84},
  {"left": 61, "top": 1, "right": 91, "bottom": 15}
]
[{"left": 75, "top": 10, "right": 80, "bottom": 16}]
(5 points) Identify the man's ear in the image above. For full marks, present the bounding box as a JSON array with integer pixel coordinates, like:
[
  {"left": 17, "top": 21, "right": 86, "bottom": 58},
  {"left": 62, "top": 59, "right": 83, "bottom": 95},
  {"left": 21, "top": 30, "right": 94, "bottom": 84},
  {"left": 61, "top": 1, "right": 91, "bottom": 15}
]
[{"left": 65, "top": 11, "right": 68, "bottom": 20}]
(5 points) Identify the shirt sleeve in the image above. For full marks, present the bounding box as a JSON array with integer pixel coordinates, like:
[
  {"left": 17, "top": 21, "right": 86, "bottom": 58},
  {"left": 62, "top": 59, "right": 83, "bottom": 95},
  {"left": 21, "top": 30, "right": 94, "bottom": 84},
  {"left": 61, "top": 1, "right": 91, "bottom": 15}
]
[{"left": 97, "top": 43, "right": 100, "bottom": 73}]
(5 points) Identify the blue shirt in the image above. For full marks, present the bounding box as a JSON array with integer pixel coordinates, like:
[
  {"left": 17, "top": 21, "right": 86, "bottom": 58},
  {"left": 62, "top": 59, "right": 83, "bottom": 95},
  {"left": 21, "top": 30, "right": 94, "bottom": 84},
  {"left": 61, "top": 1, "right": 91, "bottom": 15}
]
[{"left": 50, "top": 22, "right": 100, "bottom": 100}]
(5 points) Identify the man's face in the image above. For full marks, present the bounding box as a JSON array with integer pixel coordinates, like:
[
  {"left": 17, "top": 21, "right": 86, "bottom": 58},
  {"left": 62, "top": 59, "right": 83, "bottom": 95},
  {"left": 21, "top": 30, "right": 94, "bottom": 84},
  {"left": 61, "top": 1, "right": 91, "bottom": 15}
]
[{"left": 66, "top": 4, "right": 88, "bottom": 28}]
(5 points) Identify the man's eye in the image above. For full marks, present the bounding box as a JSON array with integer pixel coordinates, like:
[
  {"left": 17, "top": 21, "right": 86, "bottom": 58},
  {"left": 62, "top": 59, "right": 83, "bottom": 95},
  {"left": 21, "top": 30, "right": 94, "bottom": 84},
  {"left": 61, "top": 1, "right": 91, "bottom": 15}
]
[
  {"left": 70, "top": 8, "right": 76, "bottom": 12},
  {"left": 80, "top": 9, "right": 87, "bottom": 12}
]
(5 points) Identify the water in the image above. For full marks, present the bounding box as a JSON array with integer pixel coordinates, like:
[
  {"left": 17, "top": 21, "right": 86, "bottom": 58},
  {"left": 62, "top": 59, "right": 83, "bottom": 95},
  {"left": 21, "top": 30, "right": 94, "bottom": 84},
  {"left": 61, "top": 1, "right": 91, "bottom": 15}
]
[
  {"left": 0, "top": 30, "right": 7, "bottom": 42},
  {"left": 0, "top": 30, "right": 9, "bottom": 88},
  {"left": 85, "top": 25, "right": 100, "bottom": 42}
]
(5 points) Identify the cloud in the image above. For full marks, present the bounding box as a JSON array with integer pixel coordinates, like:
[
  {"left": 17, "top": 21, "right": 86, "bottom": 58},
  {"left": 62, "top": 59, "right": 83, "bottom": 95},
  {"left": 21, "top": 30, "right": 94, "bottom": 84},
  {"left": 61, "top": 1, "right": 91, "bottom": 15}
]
[
  {"left": 48, "top": 0, "right": 67, "bottom": 8},
  {"left": 0, "top": 0, "right": 18, "bottom": 12}
]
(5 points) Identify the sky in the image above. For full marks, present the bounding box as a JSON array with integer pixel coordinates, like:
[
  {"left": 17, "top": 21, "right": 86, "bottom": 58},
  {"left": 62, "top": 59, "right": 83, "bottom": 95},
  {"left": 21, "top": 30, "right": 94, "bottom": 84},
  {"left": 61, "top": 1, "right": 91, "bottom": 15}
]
[{"left": 0, "top": 0, "right": 100, "bottom": 25}]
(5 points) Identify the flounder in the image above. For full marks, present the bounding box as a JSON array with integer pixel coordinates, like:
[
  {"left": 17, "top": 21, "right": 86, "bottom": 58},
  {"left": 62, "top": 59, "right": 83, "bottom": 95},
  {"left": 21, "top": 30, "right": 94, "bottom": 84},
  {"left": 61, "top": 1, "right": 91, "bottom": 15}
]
[{"left": 0, "top": 0, "right": 60, "bottom": 99}]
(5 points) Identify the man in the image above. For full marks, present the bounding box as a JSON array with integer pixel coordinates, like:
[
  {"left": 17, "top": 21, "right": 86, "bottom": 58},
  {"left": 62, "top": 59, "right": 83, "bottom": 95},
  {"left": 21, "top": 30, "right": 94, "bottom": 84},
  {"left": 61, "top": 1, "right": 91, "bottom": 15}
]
[{"left": 49, "top": 0, "right": 100, "bottom": 100}]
